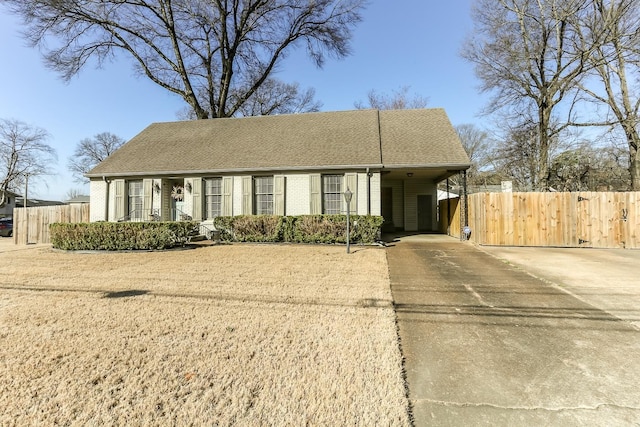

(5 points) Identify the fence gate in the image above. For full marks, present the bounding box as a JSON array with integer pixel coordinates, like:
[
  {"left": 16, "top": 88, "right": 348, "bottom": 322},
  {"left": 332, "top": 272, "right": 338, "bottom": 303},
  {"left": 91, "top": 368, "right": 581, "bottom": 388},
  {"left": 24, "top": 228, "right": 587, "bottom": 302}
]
[{"left": 576, "top": 192, "right": 640, "bottom": 249}]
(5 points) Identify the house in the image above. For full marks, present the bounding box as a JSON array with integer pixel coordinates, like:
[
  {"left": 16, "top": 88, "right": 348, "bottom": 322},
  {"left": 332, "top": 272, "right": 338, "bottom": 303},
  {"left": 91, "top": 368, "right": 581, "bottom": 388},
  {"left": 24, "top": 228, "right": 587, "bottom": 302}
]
[
  {"left": 16, "top": 198, "right": 66, "bottom": 208},
  {"left": 0, "top": 190, "right": 19, "bottom": 218},
  {"left": 87, "top": 109, "right": 470, "bottom": 232},
  {"left": 66, "top": 195, "right": 91, "bottom": 205}
]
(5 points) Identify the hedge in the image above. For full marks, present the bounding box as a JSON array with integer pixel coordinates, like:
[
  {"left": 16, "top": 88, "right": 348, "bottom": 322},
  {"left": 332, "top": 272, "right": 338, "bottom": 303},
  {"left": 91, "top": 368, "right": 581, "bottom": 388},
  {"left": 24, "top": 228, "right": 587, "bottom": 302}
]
[
  {"left": 50, "top": 221, "right": 199, "bottom": 251},
  {"left": 214, "top": 215, "right": 383, "bottom": 244}
]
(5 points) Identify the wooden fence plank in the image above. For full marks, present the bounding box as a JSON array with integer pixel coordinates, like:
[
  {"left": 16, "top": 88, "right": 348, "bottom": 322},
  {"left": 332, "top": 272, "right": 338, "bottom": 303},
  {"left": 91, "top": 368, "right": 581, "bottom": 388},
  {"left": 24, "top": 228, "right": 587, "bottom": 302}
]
[
  {"left": 440, "top": 191, "right": 640, "bottom": 249},
  {"left": 12, "top": 204, "right": 90, "bottom": 245}
]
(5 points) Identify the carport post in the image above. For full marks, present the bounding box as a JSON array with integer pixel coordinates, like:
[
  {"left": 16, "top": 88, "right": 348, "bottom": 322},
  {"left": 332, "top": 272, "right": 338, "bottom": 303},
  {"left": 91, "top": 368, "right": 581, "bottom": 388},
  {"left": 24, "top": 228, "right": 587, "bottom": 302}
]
[{"left": 460, "top": 170, "right": 469, "bottom": 241}]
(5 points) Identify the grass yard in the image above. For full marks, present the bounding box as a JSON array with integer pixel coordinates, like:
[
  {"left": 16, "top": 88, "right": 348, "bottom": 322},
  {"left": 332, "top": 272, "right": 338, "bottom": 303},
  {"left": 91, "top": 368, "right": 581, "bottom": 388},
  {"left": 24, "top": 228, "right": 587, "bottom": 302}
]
[{"left": 0, "top": 243, "right": 410, "bottom": 425}]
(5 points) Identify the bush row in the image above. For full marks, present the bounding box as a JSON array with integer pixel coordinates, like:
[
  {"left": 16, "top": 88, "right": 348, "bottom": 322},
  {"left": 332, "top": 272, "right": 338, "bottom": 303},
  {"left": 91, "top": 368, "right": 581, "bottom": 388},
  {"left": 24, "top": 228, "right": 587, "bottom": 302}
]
[
  {"left": 50, "top": 221, "right": 199, "bottom": 251},
  {"left": 213, "top": 215, "right": 384, "bottom": 244}
]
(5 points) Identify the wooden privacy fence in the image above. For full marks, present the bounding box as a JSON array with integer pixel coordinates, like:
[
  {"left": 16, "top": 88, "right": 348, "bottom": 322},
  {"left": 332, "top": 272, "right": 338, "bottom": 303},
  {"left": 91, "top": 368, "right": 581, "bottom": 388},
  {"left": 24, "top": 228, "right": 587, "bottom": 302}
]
[
  {"left": 13, "top": 204, "right": 90, "bottom": 245},
  {"left": 440, "top": 192, "right": 640, "bottom": 249}
]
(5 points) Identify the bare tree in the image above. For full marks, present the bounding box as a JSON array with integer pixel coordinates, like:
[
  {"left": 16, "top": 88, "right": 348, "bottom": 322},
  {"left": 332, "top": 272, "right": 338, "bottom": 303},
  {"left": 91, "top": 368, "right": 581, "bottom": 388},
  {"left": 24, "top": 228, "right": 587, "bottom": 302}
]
[
  {"left": 455, "top": 124, "right": 493, "bottom": 183},
  {"left": 355, "top": 86, "right": 429, "bottom": 110},
  {"left": 462, "top": 0, "right": 597, "bottom": 191},
  {"left": 237, "top": 79, "right": 322, "bottom": 116},
  {"left": 6, "top": 0, "right": 365, "bottom": 119},
  {"left": 68, "top": 132, "right": 126, "bottom": 183},
  {"left": 0, "top": 119, "right": 57, "bottom": 207},
  {"left": 576, "top": 0, "right": 640, "bottom": 189},
  {"left": 65, "top": 188, "right": 86, "bottom": 201},
  {"left": 548, "top": 142, "right": 630, "bottom": 191}
]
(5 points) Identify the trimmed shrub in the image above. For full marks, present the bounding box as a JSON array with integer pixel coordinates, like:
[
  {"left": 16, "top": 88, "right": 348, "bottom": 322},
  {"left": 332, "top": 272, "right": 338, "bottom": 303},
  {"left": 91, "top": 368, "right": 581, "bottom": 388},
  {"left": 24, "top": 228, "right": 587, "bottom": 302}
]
[
  {"left": 292, "top": 215, "right": 347, "bottom": 244},
  {"left": 231, "top": 215, "right": 281, "bottom": 242},
  {"left": 213, "top": 215, "right": 383, "bottom": 245},
  {"left": 50, "top": 221, "right": 199, "bottom": 251}
]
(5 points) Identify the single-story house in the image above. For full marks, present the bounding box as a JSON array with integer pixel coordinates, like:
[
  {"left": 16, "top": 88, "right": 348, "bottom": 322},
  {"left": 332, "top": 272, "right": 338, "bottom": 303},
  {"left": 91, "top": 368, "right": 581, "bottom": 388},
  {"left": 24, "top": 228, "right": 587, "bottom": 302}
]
[
  {"left": 87, "top": 108, "right": 470, "bottom": 232},
  {"left": 0, "top": 190, "right": 19, "bottom": 218}
]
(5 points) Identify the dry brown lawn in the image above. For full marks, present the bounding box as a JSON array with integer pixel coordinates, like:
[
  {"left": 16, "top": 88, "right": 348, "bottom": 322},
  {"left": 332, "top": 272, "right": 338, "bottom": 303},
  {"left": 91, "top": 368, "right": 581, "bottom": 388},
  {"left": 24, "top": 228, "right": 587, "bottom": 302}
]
[{"left": 0, "top": 243, "right": 410, "bottom": 425}]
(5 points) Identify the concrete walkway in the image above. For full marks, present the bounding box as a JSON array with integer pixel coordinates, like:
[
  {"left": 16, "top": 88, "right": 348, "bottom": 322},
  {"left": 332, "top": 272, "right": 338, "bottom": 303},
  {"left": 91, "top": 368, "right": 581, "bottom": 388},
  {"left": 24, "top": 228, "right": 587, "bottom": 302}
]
[{"left": 387, "top": 234, "right": 640, "bottom": 426}]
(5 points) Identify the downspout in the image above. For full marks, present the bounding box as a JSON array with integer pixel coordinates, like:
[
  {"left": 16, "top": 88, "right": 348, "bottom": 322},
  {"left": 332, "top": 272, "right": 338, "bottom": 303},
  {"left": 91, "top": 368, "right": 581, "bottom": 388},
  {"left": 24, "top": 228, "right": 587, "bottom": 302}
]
[{"left": 103, "top": 176, "right": 110, "bottom": 221}]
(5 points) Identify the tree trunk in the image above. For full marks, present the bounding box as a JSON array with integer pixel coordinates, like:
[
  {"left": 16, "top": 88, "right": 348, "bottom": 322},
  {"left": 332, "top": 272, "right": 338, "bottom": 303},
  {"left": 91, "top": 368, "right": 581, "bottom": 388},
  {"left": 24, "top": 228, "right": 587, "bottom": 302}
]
[
  {"left": 536, "top": 104, "right": 552, "bottom": 192},
  {"left": 629, "top": 141, "right": 640, "bottom": 191}
]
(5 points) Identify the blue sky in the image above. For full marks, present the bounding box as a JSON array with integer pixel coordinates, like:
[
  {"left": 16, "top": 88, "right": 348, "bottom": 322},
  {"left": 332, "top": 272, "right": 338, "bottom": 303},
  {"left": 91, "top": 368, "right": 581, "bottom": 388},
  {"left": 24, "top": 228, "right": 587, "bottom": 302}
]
[{"left": 0, "top": 0, "right": 488, "bottom": 201}]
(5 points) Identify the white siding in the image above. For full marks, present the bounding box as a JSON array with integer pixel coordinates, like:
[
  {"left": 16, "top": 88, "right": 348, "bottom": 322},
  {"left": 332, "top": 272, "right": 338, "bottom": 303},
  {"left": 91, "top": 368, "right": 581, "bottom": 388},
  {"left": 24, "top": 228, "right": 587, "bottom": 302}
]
[
  {"left": 381, "top": 179, "right": 404, "bottom": 229},
  {"left": 404, "top": 179, "right": 437, "bottom": 231},
  {"left": 89, "top": 179, "right": 107, "bottom": 222}
]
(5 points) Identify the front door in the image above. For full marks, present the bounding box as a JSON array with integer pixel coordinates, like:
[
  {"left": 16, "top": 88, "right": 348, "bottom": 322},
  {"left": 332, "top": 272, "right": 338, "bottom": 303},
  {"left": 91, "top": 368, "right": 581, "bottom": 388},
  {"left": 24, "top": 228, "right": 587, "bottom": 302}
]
[{"left": 417, "top": 195, "right": 432, "bottom": 231}]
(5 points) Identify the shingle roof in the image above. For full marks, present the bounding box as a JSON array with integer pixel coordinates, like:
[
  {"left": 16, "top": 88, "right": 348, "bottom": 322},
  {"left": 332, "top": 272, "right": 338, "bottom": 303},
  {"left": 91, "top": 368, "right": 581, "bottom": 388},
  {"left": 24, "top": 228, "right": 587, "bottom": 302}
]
[{"left": 87, "top": 108, "right": 470, "bottom": 177}]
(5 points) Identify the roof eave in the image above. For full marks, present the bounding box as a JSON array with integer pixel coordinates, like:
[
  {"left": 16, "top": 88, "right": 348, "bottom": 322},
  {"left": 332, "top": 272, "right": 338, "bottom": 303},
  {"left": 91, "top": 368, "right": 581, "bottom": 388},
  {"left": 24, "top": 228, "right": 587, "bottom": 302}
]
[{"left": 86, "top": 163, "right": 386, "bottom": 179}]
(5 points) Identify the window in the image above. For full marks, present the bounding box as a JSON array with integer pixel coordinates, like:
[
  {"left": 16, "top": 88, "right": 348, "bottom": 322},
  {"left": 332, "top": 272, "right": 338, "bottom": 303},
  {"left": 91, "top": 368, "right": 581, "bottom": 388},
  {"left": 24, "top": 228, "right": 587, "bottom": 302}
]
[
  {"left": 254, "top": 176, "right": 274, "bottom": 215},
  {"left": 204, "top": 177, "right": 222, "bottom": 219},
  {"left": 128, "top": 180, "right": 143, "bottom": 221},
  {"left": 323, "top": 174, "right": 343, "bottom": 214}
]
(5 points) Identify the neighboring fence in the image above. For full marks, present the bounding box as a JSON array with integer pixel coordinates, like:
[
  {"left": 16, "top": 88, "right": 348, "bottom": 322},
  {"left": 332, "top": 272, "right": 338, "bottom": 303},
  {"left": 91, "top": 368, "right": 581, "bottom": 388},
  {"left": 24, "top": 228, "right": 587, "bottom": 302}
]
[
  {"left": 440, "top": 192, "right": 640, "bottom": 249},
  {"left": 438, "top": 197, "right": 461, "bottom": 237},
  {"left": 13, "top": 204, "right": 90, "bottom": 245}
]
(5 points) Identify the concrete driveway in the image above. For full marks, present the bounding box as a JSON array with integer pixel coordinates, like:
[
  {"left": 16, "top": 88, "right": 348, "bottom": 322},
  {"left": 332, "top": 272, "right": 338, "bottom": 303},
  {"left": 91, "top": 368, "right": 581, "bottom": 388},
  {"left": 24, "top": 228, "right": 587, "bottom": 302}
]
[{"left": 387, "top": 234, "right": 640, "bottom": 426}]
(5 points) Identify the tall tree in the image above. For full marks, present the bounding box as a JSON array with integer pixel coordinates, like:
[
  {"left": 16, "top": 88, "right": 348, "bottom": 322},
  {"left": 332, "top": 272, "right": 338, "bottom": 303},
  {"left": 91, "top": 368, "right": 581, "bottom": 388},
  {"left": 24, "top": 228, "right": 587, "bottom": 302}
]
[
  {"left": 68, "top": 132, "right": 126, "bottom": 183},
  {"left": 0, "top": 119, "right": 57, "bottom": 207},
  {"left": 354, "top": 86, "right": 429, "bottom": 110},
  {"left": 5, "top": 0, "right": 365, "bottom": 119},
  {"left": 577, "top": 0, "right": 640, "bottom": 189},
  {"left": 462, "top": 0, "right": 597, "bottom": 191}
]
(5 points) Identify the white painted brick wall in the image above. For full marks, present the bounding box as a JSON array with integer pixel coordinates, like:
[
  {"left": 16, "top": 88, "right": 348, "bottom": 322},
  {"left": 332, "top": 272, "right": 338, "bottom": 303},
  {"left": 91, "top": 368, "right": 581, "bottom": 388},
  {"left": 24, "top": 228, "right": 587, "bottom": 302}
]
[
  {"left": 90, "top": 172, "right": 382, "bottom": 222},
  {"left": 232, "top": 176, "right": 243, "bottom": 215},
  {"left": 89, "top": 180, "right": 106, "bottom": 222},
  {"left": 284, "top": 173, "right": 309, "bottom": 215},
  {"left": 369, "top": 172, "right": 381, "bottom": 216}
]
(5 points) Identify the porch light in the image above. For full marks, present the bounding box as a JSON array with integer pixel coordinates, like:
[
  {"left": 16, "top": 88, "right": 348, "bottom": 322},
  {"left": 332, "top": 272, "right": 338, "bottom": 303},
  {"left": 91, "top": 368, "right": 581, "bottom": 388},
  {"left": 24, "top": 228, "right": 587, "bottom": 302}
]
[{"left": 344, "top": 188, "right": 353, "bottom": 254}]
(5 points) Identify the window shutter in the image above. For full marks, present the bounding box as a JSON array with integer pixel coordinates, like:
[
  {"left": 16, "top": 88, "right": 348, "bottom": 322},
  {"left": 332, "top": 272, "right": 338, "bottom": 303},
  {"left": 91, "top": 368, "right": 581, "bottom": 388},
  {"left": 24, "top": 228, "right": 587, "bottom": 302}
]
[
  {"left": 191, "top": 178, "right": 202, "bottom": 221},
  {"left": 114, "top": 179, "right": 125, "bottom": 221},
  {"left": 242, "top": 176, "right": 253, "bottom": 214},
  {"left": 222, "top": 177, "right": 233, "bottom": 216},
  {"left": 309, "top": 174, "right": 321, "bottom": 214},
  {"left": 274, "top": 175, "right": 285, "bottom": 215},
  {"left": 143, "top": 179, "right": 153, "bottom": 218},
  {"left": 344, "top": 173, "right": 358, "bottom": 214}
]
